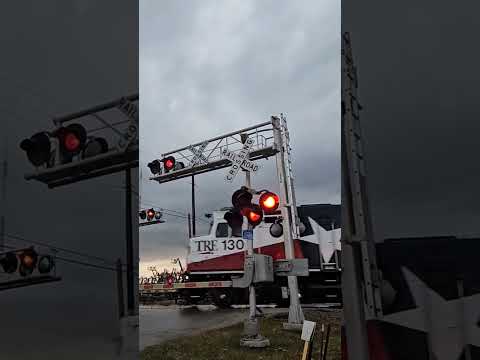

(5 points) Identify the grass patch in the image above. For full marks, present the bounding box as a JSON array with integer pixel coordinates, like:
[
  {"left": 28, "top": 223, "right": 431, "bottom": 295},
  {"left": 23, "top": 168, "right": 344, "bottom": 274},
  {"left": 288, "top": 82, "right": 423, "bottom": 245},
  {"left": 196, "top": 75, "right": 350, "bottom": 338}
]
[{"left": 141, "top": 310, "right": 341, "bottom": 360}]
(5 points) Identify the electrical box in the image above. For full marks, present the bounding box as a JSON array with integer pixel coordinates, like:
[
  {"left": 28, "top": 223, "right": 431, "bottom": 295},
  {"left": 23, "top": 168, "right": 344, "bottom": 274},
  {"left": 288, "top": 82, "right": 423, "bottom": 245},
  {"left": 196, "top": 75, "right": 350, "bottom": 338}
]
[
  {"left": 253, "top": 254, "right": 274, "bottom": 283},
  {"left": 274, "top": 258, "right": 309, "bottom": 276}
]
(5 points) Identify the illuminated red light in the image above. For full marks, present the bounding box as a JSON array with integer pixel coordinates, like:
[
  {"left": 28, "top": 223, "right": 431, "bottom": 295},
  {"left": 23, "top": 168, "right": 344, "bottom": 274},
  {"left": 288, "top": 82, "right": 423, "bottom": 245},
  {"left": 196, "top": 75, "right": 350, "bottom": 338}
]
[
  {"left": 165, "top": 159, "right": 174, "bottom": 169},
  {"left": 248, "top": 211, "right": 261, "bottom": 222},
  {"left": 259, "top": 192, "right": 279, "bottom": 212},
  {"left": 146, "top": 209, "right": 155, "bottom": 219},
  {"left": 22, "top": 255, "right": 35, "bottom": 267},
  {"left": 64, "top": 133, "right": 81, "bottom": 152},
  {"left": 57, "top": 123, "right": 87, "bottom": 154}
]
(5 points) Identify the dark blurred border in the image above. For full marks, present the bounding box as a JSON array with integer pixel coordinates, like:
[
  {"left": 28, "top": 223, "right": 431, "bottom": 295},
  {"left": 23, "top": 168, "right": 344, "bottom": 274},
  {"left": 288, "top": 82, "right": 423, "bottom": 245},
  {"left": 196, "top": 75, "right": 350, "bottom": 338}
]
[
  {"left": 0, "top": 2, "right": 138, "bottom": 359},
  {"left": 342, "top": 1, "right": 480, "bottom": 359}
]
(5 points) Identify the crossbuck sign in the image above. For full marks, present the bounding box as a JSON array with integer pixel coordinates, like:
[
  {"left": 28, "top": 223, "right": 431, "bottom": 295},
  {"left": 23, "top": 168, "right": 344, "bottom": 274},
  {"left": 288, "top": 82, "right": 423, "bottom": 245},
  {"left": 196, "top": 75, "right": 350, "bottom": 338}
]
[
  {"left": 188, "top": 141, "right": 209, "bottom": 167},
  {"left": 222, "top": 137, "right": 261, "bottom": 183}
]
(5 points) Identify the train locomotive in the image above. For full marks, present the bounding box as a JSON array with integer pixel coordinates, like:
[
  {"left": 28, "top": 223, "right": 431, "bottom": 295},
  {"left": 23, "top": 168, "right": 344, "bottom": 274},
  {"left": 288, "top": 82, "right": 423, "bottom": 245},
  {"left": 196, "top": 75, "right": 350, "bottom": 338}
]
[{"left": 176, "top": 203, "right": 341, "bottom": 307}]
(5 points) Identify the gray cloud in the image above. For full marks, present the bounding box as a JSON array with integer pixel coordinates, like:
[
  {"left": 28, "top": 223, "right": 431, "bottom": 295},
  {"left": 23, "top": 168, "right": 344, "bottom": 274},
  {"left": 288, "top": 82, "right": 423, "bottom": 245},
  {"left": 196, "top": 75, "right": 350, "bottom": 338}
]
[{"left": 140, "top": 0, "right": 340, "bottom": 272}]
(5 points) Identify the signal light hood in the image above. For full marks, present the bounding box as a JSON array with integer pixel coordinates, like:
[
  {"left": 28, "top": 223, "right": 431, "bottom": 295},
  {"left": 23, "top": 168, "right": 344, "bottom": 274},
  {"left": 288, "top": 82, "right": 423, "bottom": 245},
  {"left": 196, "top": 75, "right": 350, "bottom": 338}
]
[
  {"left": 19, "top": 132, "right": 52, "bottom": 166},
  {"left": 0, "top": 252, "right": 18, "bottom": 274}
]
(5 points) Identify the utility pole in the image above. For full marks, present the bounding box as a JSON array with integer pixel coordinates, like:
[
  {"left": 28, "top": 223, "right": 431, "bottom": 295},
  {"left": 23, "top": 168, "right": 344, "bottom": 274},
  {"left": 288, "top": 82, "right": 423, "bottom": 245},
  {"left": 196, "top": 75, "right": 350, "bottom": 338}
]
[
  {"left": 0, "top": 137, "right": 7, "bottom": 253},
  {"left": 125, "top": 168, "right": 135, "bottom": 316},
  {"left": 187, "top": 213, "right": 192, "bottom": 239},
  {"left": 191, "top": 175, "right": 196, "bottom": 236}
]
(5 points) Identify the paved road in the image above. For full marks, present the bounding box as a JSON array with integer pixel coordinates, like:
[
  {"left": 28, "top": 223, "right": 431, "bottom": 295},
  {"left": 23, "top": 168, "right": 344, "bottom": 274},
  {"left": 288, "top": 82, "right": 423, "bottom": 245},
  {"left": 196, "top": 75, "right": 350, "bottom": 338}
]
[{"left": 139, "top": 305, "right": 286, "bottom": 351}]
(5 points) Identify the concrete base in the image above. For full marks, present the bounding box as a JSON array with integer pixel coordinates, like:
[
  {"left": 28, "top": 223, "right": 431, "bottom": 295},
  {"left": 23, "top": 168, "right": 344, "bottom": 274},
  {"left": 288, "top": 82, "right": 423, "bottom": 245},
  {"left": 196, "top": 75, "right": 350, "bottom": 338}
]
[
  {"left": 240, "top": 335, "right": 270, "bottom": 348},
  {"left": 243, "top": 318, "right": 259, "bottom": 336},
  {"left": 282, "top": 322, "right": 303, "bottom": 332},
  {"left": 117, "top": 315, "right": 140, "bottom": 359}
]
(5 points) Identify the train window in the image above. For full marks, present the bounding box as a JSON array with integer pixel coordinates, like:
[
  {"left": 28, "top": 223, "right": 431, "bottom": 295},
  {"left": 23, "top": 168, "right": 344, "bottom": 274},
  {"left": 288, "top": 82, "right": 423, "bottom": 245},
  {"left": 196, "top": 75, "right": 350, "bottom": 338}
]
[{"left": 215, "top": 223, "right": 229, "bottom": 237}]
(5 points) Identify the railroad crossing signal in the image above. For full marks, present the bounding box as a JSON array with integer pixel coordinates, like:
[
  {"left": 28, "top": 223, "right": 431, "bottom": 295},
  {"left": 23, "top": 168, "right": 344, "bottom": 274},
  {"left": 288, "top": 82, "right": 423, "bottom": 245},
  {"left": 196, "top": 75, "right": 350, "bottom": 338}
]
[
  {"left": 224, "top": 187, "right": 280, "bottom": 231},
  {"left": 222, "top": 137, "right": 261, "bottom": 183},
  {"left": 139, "top": 208, "right": 164, "bottom": 227},
  {"left": 20, "top": 94, "right": 139, "bottom": 188},
  {"left": 20, "top": 123, "right": 110, "bottom": 167},
  {"left": 0, "top": 247, "right": 61, "bottom": 291},
  {"left": 147, "top": 156, "right": 185, "bottom": 175}
]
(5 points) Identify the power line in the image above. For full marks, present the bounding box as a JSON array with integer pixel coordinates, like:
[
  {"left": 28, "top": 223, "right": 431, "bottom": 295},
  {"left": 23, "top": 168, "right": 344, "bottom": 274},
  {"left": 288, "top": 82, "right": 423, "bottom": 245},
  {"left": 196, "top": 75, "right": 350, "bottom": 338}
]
[{"left": 55, "top": 256, "right": 117, "bottom": 272}]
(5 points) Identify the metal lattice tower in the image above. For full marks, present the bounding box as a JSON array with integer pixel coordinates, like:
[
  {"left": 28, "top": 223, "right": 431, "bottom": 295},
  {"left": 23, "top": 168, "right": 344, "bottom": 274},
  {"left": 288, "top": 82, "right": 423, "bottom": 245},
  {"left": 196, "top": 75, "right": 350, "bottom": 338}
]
[{"left": 342, "top": 32, "right": 382, "bottom": 319}]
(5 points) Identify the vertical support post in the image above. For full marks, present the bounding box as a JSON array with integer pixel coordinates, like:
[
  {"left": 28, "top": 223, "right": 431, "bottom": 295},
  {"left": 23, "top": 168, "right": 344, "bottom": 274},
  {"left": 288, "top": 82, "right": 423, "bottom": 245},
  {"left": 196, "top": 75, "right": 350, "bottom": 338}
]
[
  {"left": 116, "top": 258, "right": 125, "bottom": 319},
  {"left": 341, "top": 32, "right": 374, "bottom": 360},
  {"left": 245, "top": 171, "right": 256, "bottom": 321},
  {"left": 125, "top": 168, "right": 134, "bottom": 315},
  {"left": 187, "top": 213, "right": 192, "bottom": 239},
  {"left": 191, "top": 175, "right": 196, "bottom": 236},
  {"left": 239, "top": 135, "right": 269, "bottom": 348},
  {"left": 271, "top": 117, "right": 304, "bottom": 330},
  {"left": 0, "top": 138, "right": 7, "bottom": 252}
]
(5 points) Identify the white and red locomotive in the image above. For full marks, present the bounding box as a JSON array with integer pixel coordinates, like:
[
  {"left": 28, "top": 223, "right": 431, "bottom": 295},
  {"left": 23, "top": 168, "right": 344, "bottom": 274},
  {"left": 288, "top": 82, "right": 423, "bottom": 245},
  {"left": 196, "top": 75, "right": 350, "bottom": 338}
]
[{"left": 171, "top": 203, "right": 342, "bottom": 307}]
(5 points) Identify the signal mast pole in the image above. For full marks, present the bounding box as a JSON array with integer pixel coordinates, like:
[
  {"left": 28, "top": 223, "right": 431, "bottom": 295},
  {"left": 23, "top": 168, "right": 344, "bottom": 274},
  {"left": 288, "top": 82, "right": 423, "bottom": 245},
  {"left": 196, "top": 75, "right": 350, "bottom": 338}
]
[
  {"left": 125, "top": 168, "right": 136, "bottom": 316},
  {"left": 244, "top": 162, "right": 256, "bottom": 322},
  {"left": 341, "top": 32, "right": 382, "bottom": 359},
  {"left": 0, "top": 138, "right": 7, "bottom": 252},
  {"left": 191, "top": 175, "right": 196, "bottom": 236},
  {"left": 240, "top": 134, "right": 269, "bottom": 347},
  {"left": 272, "top": 116, "right": 304, "bottom": 330}
]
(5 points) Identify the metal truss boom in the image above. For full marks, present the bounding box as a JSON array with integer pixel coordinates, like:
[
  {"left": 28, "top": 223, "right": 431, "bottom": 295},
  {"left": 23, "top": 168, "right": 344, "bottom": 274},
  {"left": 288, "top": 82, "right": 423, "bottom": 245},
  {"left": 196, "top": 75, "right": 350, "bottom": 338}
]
[{"left": 151, "top": 120, "right": 278, "bottom": 184}]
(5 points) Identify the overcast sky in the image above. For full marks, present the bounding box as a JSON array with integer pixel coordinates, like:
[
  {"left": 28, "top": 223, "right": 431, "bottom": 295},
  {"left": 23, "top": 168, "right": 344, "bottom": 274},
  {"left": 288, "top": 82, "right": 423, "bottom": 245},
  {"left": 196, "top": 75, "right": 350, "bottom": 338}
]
[{"left": 139, "top": 0, "right": 340, "bottom": 276}]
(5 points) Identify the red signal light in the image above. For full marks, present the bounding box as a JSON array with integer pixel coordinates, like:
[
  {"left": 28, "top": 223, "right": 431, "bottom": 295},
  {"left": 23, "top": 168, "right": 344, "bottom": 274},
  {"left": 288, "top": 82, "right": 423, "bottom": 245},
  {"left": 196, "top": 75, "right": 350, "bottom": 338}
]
[
  {"left": 163, "top": 156, "right": 176, "bottom": 172},
  {"left": 244, "top": 204, "right": 263, "bottom": 227},
  {"left": 64, "top": 133, "right": 81, "bottom": 152},
  {"left": 146, "top": 208, "right": 155, "bottom": 220},
  {"left": 18, "top": 248, "right": 38, "bottom": 277},
  {"left": 57, "top": 123, "right": 87, "bottom": 155},
  {"left": 248, "top": 211, "right": 261, "bottom": 222},
  {"left": 259, "top": 192, "right": 279, "bottom": 213}
]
